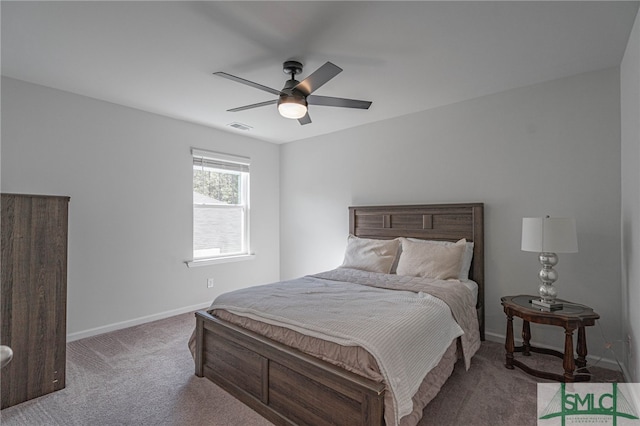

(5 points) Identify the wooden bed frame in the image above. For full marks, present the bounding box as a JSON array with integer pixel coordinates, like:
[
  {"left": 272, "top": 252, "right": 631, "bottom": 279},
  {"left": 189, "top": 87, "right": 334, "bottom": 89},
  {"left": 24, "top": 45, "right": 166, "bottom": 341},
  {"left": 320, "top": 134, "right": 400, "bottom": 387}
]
[{"left": 194, "top": 203, "right": 484, "bottom": 426}]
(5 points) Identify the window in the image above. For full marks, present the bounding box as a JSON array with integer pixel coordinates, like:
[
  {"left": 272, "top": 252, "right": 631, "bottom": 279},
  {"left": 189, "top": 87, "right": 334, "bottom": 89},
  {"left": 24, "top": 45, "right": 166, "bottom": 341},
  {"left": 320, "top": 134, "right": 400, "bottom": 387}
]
[{"left": 192, "top": 149, "right": 250, "bottom": 261}]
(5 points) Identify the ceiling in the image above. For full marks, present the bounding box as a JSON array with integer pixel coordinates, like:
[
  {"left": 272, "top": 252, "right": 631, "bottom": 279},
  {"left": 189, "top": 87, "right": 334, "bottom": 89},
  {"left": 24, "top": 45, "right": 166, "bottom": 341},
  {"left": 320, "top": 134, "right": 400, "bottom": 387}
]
[{"left": 2, "top": 1, "right": 638, "bottom": 144}]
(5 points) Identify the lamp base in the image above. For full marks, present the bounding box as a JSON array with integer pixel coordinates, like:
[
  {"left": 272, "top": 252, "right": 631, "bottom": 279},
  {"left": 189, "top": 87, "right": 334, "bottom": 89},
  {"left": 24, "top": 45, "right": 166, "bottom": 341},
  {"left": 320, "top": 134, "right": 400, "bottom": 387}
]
[{"left": 531, "top": 298, "right": 563, "bottom": 311}]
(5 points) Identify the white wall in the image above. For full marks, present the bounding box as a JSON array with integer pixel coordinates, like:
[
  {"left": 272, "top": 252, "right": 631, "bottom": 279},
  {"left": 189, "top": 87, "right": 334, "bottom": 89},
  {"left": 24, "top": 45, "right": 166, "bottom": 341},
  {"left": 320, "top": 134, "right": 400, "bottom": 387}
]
[
  {"left": 621, "top": 8, "right": 640, "bottom": 383},
  {"left": 1, "top": 77, "right": 280, "bottom": 339},
  {"left": 281, "top": 68, "right": 622, "bottom": 364}
]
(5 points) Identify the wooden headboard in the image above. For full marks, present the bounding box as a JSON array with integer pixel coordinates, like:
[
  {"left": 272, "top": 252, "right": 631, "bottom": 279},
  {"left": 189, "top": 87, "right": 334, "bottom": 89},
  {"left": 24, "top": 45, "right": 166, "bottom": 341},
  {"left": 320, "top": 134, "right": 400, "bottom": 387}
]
[{"left": 349, "top": 203, "right": 485, "bottom": 340}]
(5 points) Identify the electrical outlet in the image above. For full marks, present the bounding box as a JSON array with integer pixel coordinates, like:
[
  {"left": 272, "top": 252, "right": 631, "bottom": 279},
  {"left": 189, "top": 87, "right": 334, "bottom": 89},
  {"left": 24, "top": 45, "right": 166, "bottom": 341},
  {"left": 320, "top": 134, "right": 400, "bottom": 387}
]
[{"left": 207, "top": 278, "right": 214, "bottom": 288}]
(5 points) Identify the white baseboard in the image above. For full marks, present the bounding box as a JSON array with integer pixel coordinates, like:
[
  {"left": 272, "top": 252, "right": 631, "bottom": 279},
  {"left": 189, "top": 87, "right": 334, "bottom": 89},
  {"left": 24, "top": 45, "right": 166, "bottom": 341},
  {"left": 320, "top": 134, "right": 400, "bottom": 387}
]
[
  {"left": 484, "top": 330, "right": 624, "bottom": 374},
  {"left": 66, "top": 302, "right": 211, "bottom": 342}
]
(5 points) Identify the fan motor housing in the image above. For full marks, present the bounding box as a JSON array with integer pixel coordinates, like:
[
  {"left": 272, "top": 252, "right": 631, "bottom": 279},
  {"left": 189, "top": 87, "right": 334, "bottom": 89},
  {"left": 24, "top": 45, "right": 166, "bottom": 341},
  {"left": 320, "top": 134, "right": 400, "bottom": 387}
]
[
  {"left": 281, "top": 79, "right": 300, "bottom": 92},
  {"left": 280, "top": 79, "right": 306, "bottom": 100},
  {"left": 278, "top": 89, "right": 307, "bottom": 107}
]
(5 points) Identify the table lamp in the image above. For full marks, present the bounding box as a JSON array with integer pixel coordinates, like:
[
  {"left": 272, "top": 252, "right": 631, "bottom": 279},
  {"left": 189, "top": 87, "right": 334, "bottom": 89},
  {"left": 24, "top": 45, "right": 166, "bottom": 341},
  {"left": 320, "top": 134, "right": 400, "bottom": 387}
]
[{"left": 521, "top": 216, "right": 578, "bottom": 310}]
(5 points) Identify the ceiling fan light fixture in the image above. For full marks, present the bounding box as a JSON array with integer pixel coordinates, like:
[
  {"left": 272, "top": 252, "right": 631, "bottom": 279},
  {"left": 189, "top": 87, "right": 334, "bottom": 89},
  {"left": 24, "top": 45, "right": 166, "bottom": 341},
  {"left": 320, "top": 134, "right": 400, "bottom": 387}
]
[
  {"left": 277, "top": 95, "right": 307, "bottom": 119},
  {"left": 278, "top": 102, "right": 307, "bottom": 119}
]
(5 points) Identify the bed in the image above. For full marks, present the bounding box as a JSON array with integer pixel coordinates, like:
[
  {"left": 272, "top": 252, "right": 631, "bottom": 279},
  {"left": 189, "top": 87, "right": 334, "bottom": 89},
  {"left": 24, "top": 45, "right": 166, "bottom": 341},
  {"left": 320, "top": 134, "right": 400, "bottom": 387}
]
[{"left": 192, "top": 203, "right": 484, "bottom": 426}]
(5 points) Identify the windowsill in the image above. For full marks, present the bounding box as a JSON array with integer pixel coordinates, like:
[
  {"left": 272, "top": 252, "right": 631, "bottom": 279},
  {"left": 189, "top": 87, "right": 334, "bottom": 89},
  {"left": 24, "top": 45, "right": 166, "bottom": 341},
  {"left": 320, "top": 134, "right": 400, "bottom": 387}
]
[{"left": 186, "top": 254, "right": 256, "bottom": 268}]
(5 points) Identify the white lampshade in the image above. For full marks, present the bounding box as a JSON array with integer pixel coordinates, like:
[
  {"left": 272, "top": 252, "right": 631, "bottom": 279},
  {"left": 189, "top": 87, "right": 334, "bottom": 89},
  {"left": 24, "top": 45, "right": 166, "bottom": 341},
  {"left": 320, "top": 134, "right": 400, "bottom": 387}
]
[{"left": 521, "top": 217, "right": 578, "bottom": 253}]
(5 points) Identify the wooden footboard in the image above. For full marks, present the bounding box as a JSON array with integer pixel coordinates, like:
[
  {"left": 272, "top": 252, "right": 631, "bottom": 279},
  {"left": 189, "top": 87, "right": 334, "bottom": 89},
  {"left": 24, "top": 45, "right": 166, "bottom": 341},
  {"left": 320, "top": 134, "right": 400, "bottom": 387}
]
[{"left": 195, "top": 310, "right": 385, "bottom": 426}]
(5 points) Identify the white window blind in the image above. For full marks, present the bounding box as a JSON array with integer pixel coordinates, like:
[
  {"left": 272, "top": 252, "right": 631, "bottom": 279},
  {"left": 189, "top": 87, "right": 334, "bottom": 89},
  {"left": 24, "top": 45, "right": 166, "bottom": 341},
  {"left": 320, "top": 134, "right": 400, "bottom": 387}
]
[{"left": 191, "top": 149, "right": 250, "bottom": 173}]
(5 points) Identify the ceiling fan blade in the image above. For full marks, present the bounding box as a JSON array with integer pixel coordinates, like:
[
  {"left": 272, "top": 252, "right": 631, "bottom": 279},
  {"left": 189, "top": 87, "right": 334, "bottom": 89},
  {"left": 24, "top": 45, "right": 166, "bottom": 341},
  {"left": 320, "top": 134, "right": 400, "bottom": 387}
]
[
  {"left": 294, "top": 62, "right": 342, "bottom": 95},
  {"left": 214, "top": 72, "right": 282, "bottom": 96},
  {"left": 298, "top": 112, "right": 312, "bottom": 125},
  {"left": 307, "top": 95, "right": 372, "bottom": 109},
  {"left": 227, "top": 99, "right": 278, "bottom": 112}
]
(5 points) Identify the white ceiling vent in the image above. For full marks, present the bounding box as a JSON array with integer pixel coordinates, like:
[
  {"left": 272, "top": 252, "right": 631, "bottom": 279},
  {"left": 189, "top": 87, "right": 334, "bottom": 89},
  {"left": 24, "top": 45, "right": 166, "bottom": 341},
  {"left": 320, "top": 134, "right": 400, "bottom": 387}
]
[{"left": 227, "top": 122, "right": 252, "bottom": 131}]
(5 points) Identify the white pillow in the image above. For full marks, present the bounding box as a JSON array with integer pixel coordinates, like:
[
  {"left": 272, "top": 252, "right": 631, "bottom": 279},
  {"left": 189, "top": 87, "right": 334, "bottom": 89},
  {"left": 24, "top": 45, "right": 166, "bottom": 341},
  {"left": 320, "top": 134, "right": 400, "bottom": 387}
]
[
  {"left": 341, "top": 235, "right": 400, "bottom": 274},
  {"left": 396, "top": 238, "right": 467, "bottom": 280},
  {"left": 407, "top": 238, "right": 474, "bottom": 280}
]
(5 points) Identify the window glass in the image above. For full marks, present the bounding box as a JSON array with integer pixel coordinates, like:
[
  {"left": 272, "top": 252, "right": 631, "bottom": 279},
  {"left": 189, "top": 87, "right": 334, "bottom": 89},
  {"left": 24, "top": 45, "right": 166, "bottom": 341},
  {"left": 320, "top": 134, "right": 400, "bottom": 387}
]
[{"left": 192, "top": 149, "right": 250, "bottom": 259}]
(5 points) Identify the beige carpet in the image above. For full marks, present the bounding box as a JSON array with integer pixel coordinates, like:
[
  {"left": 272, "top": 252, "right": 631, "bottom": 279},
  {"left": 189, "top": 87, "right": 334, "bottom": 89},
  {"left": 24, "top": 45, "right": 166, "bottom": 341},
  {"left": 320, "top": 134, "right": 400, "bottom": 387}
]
[{"left": 0, "top": 312, "right": 623, "bottom": 426}]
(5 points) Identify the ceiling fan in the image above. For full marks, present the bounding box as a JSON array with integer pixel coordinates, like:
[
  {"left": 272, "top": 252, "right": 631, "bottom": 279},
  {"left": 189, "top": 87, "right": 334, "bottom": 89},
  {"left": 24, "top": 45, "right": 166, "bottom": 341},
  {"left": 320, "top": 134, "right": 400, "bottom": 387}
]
[{"left": 214, "top": 61, "right": 372, "bottom": 125}]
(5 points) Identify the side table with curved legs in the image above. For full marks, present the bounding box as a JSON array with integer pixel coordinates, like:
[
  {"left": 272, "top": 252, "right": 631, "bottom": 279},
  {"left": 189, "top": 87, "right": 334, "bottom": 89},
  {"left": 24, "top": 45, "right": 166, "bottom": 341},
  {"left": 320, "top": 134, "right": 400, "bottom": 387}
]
[{"left": 501, "top": 295, "right": 599, "bottom": 383}]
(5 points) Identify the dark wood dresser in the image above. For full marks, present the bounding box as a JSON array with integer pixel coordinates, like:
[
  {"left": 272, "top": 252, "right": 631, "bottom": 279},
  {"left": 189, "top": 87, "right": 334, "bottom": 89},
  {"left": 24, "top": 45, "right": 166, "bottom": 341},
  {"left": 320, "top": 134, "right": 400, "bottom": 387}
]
[{"left": 1, "top": 193, "right": 70, "bottom": 408}]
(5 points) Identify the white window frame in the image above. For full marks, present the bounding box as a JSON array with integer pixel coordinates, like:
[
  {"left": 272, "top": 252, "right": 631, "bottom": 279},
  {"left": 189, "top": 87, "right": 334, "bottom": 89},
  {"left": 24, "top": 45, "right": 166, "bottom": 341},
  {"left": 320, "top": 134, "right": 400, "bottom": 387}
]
[{"left": 187, "top": 148, "right": 253, "bottom": 267}]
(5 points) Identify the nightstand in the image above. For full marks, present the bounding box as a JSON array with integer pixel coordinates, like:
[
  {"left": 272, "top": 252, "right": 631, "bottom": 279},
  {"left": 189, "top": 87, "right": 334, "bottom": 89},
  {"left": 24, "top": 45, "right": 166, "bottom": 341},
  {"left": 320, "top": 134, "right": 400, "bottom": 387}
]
[{"left": 500, "top": 295, "right": 600, "bottom": 382}]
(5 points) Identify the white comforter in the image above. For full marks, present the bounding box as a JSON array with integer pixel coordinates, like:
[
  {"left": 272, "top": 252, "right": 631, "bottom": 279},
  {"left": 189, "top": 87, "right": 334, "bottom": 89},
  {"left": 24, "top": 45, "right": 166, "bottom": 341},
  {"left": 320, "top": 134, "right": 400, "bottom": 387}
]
[{"left": 210, "top": 268, "right": 479, "bottom": 426}]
